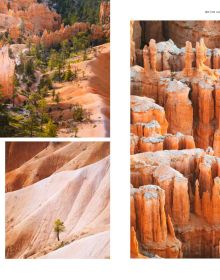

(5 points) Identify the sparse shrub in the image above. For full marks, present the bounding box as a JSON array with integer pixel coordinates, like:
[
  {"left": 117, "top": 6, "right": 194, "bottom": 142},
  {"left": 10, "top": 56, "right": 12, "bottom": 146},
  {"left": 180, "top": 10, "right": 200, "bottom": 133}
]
[{"left": 72, "top": 103, "right": 84, "bottom": 122}]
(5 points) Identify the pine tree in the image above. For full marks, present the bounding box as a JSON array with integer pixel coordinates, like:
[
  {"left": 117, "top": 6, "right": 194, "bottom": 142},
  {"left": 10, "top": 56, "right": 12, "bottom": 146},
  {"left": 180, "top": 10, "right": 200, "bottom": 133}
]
[
  {"left": 44, "top": 119, "right": 57, "bottom": 137},
  {"left": 53, "top": 219, "right": 65, "bottom": 241},
  {"left": 64, "top": 64, "right": 74, "bottom": 81}
]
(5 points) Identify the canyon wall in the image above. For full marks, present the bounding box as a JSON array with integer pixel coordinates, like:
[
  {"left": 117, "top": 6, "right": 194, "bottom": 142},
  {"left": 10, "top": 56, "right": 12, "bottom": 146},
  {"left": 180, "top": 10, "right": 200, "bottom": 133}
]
[
  {"left": 99, "top": 1, "right": 110, "bottom": 25},
  {"left": 0, "top": 46, "right": 15, "bottom": 98},
  {"left": 137, "top": 21, "right": 220, "bottom": 49},
  {"left": 130, "top": 21, "right": 141, "bottom": 65}
]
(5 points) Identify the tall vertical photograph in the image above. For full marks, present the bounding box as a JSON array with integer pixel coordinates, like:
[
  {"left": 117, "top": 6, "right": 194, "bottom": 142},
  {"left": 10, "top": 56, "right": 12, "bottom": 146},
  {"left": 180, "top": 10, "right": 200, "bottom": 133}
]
[
  {"left": 0, "top": 0, "right": 110, "bottom": 137},
  {"left": 130, "top": 21, "right": 220, "bottom": 258}
]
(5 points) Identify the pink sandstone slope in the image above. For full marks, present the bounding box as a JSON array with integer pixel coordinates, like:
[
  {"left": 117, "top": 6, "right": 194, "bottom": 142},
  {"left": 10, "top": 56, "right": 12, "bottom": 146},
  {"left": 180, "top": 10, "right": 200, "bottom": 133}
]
[
  {"left": 6, "top": 142, "right": 110, "bottom": 192},
  {"left": 6, "top": 156, "right": 110, "bottom": 259},
  {"left": 41, "top": 231, "right": 109, "bottom": 259}
]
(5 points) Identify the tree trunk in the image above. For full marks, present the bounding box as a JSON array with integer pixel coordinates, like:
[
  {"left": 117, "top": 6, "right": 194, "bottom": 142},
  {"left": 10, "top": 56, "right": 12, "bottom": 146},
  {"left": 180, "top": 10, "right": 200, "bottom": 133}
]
[{"left": 57, "top": 232, "right": 60, "bottom": 241}]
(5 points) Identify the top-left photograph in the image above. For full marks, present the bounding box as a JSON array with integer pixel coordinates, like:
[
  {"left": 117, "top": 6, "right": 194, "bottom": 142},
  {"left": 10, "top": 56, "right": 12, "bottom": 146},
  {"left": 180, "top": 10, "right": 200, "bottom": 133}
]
[{"left": 0, "top": 0, "right": 110, "bottom": 137}]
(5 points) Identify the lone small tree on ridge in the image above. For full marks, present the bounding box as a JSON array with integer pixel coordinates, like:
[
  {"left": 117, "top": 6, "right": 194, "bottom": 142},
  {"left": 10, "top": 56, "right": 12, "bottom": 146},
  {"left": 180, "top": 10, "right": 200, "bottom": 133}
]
[{"left": 53, "top": 219, "right": 65, "bottom": 241}]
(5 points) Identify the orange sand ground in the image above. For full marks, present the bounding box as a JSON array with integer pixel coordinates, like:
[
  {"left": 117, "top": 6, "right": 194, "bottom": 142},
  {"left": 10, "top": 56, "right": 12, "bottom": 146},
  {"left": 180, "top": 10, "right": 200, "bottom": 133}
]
[{"left": 48, "top": 43, "right": 110, "bottom": 137}]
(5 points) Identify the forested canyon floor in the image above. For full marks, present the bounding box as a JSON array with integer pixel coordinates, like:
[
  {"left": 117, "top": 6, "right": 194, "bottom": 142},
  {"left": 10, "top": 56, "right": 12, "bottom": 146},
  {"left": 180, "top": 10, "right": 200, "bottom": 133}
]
[
  {"left": 0, "top": 0, "right": 110, "bottom": 137},
  {"left": 130, "top": 21, "right": 220, "bottom": 258},
  {"left": 5, "top": 142, "right": 110, "bottom": 259}
]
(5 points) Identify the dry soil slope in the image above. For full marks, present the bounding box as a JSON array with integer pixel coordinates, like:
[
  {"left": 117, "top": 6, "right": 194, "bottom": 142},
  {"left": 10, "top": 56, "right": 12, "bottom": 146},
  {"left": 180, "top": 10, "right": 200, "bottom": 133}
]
[
  {"left": 6, "top": 142, "right": 49, "bottom": 172},
  {"left": 53, "top": 43, "right": 110, "bottom": 137},
  {"left": 6, "top": 142, "right": 110, "bottom": 192},
  {"left": 6, "top": 156, "right": 110, "bottom": 259},
  {"left": 41, "top": 231, "right": 109, "bottom": 259}
]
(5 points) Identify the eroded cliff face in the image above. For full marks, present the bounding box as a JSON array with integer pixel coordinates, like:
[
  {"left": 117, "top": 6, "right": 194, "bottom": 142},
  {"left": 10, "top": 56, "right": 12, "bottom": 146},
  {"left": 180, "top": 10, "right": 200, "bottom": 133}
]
[
  {"left": 131, "top": 150, "right": 220, "bottom": 258},
  {"left": 32, "top": 22, "right": 90, "bottom": 48},
  {"left": 0, "top": 0, "right": 61, "bottom": 37},
  {"left": 31, "top": 1, "right": 110, "bottom": 49},
  {"left": 131, "top": 37, "right": 220, "bottom": 151},
  {"left": 131, "top": 21, "right": 220, "bottom": 258},
  {"left": 130, "top": 21, "right": 141, "bottom": 65},
  {"left": 99, "top": 1, "right": 110, "bottom": 25},
  {"left": 136, "top": 21, "right": 220, "bottom": 49},
  {"left": 131, "top": 185, "right": 182, "bottom": 258},
  {"left": 0, "top": 46, "right": 15, "bottom": 98},
  {"left": 0, "top": 1, "right": 109, "bottom": 48}
]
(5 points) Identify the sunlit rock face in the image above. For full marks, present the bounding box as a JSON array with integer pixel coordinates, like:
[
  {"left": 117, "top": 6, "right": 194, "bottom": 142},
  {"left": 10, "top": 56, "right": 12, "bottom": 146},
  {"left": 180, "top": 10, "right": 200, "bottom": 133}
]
[
  {"left": 0, "top": 0, "right": 61, "bottom": 37},
  {"left": 0, "top": 45, "right": 15, "bottom": 98},
  {"left": 131, "top": 21, "right": 220, "bottom": 258},
  {"left": 31, "top": 1, "right": 110, "bottom": 48},
  {"left": 131, "top": 37, "right": 220, "bottom": 151},
  {"left": 99, "top": 1, "right": 110, "bottom": 25},
  {"left": 131, "top": 185, "right": 182, "bottom": 258},
  {"left": 32, "top": 22, "right": 90, "bottom": 48},
  {"left": 130, "top": 150, "right": 220, "bottom": 258}
]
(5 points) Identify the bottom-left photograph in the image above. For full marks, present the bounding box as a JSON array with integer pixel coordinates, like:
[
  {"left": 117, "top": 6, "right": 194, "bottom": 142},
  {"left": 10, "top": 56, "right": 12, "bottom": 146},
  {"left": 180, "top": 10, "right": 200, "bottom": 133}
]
[{"left": 5, "top": 141, "right": 110, "bottom": 259}]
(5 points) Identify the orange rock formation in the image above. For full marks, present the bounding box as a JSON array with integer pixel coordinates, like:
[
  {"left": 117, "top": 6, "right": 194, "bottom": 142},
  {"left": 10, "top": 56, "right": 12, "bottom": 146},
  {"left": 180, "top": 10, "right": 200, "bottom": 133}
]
[
  {"left": 32, "top": 22, "right": 90, "bottom": 48},
  {"left": 130, "top": 21, "right": 141, "bottom": 65},
  {"left": 0, "top": 0, "right": 109, "bottom": 48},
  {"left": 0, "top": 45, "right": 15, "bottom": 97},
  {"left": 0, "top": 0, "right": 61, "bottom": 38},
  {"left": 99, "top": 1, "right": 110, "bottom": 25},
  {"left": 131, "top": 149, "right": 220, "bottom": 258},
  {"left": 131, "top": 21, "right": 220, "bottom": 258},
  {"left": 131, "top": 37, "right": 220, "bottom": 150},
  {"left": 131, "top": 184, "right": 182, "bottom": 258},
  {"left": 31, "top": 2, "right": 110, "bottom": 49}
]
